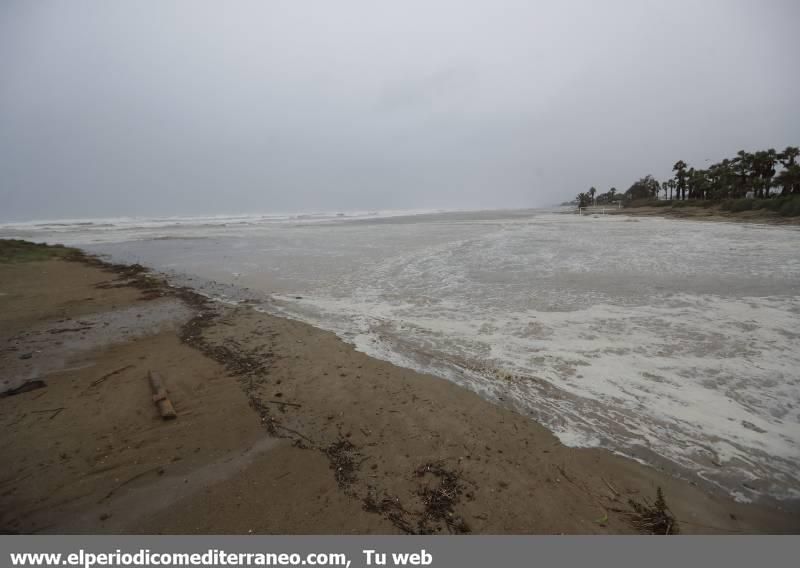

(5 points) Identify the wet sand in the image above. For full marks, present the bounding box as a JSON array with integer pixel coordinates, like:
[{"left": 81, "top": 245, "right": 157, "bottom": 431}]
[{"left": 1, "top": 252, "right": 798, "bottom": 534}]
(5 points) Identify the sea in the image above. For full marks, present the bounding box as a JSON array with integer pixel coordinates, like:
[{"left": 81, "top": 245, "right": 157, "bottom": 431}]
[{"left": 2, "top": 208, "right": 799, "bottom": 504}]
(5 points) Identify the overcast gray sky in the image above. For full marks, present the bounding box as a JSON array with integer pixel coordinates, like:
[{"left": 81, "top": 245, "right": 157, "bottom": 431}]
[{"left": 1, "top": 0, "right": 798, "bottom": 221}]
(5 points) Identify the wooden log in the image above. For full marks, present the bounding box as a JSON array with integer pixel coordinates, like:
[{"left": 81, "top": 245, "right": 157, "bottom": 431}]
[{"left": 148, "top": 371, "right": 176, "bottom": 419}]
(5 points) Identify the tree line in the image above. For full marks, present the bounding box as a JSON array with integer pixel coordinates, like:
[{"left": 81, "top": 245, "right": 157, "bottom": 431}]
[{"left": 575, "top": 146, "right": 800, "bottom": 208}]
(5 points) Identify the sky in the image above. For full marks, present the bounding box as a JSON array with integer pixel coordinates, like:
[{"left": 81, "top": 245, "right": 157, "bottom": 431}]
[{"left": 1, "top": 0, "right": 799, "bottom": 221}]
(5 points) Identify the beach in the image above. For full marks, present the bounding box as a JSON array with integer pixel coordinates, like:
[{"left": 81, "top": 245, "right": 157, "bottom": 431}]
[
  {"left": 3, "top": 3, "right": 799, "bottom": 561},
  {"left": 1, "top": 241, "right": 799, "bottom": 534},
  {"left": 4, "top": 209, "right": 800, "bottom": 503}
]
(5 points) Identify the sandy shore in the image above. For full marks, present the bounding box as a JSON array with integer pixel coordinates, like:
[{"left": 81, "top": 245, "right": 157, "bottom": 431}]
[{"left": 1, "top": 248, "right": 798, "bottom": 534}]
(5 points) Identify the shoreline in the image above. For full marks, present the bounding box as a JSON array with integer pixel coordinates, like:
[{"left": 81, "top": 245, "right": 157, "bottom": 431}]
[{"left": 1, "top": 243, "right": 799, "bottom": 534}]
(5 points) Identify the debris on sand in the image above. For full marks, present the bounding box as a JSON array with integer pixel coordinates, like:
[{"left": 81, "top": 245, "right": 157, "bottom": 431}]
[
  {"left": 628, "top": 487, "right": 679, "bottom": 535},
  {"left": 415, "top": 462, "right": 471, "bottom": 534},
  {"left": 244, "top": 394, "right": 279, "bottom": 435},
  {"left": 48, "top": 326, "right": 93, "bottom": 334},
  {"left": 324, "top": 438, "right": 361, "bottom": 489},
  {"left": 361, "top": 463, "right": 473, "bottom": 534},
  {"left": 363, "top": 490, "right": 415, "bottom": 534}
]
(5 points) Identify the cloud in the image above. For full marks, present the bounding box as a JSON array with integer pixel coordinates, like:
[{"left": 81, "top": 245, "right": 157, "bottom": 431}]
[{"left": 1, "top": 0, "right": 798, "bottom": 220}]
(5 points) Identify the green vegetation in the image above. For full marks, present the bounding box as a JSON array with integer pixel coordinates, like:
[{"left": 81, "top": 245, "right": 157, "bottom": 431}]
[
  {"left": 670, "top": 199, "right": 715, "bottom": 209},
  {"left": 720, "top": 194, "right": 800, "bottom": 216},
  {"left": 573, "top": 145, "right": 800, "bottom": 216},
  {"left": 0, "top": 239, "right": 77, "bottom": 263}
]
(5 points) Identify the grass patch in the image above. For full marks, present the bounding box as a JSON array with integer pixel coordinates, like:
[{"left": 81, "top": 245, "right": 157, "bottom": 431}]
[
  {"left": 778, "top": 197, "right": 800, "bottom": 217},
  {"left": 719, "top": 195, "right": 800, "bottom": 216},
  {"left": 624, "top": 199, "right": 661, "bottom": 208},
  {"left": 758, "top": 195, "right": 800, "bottom": 216},
  {"left": 0, "top": 239, "right": 78, "bottom": 263},
  {"left": 626, "top": 196, "right": 800, "bottom": 216},
  {"left": 722, "top": 199, "right": 755, "bottom": 213},
  {"left": 672, "top": 199, "right": 714, "bottom": 208}
]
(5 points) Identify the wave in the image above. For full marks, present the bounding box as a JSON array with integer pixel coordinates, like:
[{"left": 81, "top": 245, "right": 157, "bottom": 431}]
[{"left": 0, "top": 209, "right": 449, "bottom": 245}]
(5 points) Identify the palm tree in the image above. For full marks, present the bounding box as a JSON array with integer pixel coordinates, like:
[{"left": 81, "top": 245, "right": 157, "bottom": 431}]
[
  {"left": 673, "top": 160, "right": 688, "bottom": 200},
  {"left": 773, "top": 164, "right": 800, "bottom": 195},
  {"left": 563, "top": 145, "right": 799, "bottom": 206},
  {"left": 708, "top": 159, "right": 735, "bottom": 199},
  {"left": 751, "top": 149, "right": 778, "bottom": 198},
  {"left": 707, "top": 162, "right": 724, "bottom": 199},
  {"left": 777, "top": 147, "right": 800, "bottom": 195},
  {"left": 693, "top": 168, "right": 710, "bottom": 200},
  {"left": 687, "top": 167, "right": 697, "bottom": 199},
  {"left": 732, "top": 150, "right": 754, "bottom": 198},
  {"left": 779, "top": 146, "right": 799, "bottom": 168}
]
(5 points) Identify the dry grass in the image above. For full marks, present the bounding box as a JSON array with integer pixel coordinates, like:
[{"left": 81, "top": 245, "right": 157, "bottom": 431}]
[
  {"left": 0, "top": 239, "right": 77, "bottom": 263},
  {"left": 628, "top": 487, "right": 679, "bottom": 535}
]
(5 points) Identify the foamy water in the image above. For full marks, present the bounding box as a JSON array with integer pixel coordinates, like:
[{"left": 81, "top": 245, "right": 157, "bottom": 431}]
[{"left": 3, "top": 209, "right": 799, "bottom": 502}]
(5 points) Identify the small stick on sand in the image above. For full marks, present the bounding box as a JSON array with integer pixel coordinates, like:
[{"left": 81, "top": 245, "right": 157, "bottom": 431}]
[
  {"left": 99, "top": 466, "right": 162, "bottom": 502},
  {"left": 90, "top": 365, "right": 134, "bottom": 388},
  {"left": 267, "top": 399, "right": 302, "bottom": 408},
  {"left": 601, "top": 476, "right": 620, "bottom": 497},
  {"left": 31, "top": 407, "right": 64, "bottom": 415}
]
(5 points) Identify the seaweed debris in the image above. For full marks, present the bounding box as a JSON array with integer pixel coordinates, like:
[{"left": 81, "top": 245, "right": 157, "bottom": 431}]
[
  {"left": 414, "top": 462, "right": 471, "bottom": 534},
  {"left": 325, "top": 438, "right": 361, "bottom": 490},
  {"left": 628, "top": 487, "right": 679, "bottom": 535}
]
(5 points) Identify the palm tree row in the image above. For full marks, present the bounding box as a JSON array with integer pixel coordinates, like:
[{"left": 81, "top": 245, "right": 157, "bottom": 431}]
[
  {"left": 665, "top": 147, "right": 800, "bottom": 201},
  {"left": 575, "top": 146, "right": 799, "bottom": 205},
  {"left": 576, "top": 186, "right": 617, "bottom": 207}
]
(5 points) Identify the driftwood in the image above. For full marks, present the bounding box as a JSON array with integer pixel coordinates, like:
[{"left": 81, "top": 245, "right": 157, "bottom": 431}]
[{"left": 148, "top": 371, "right": 176, "bottom": 419}]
